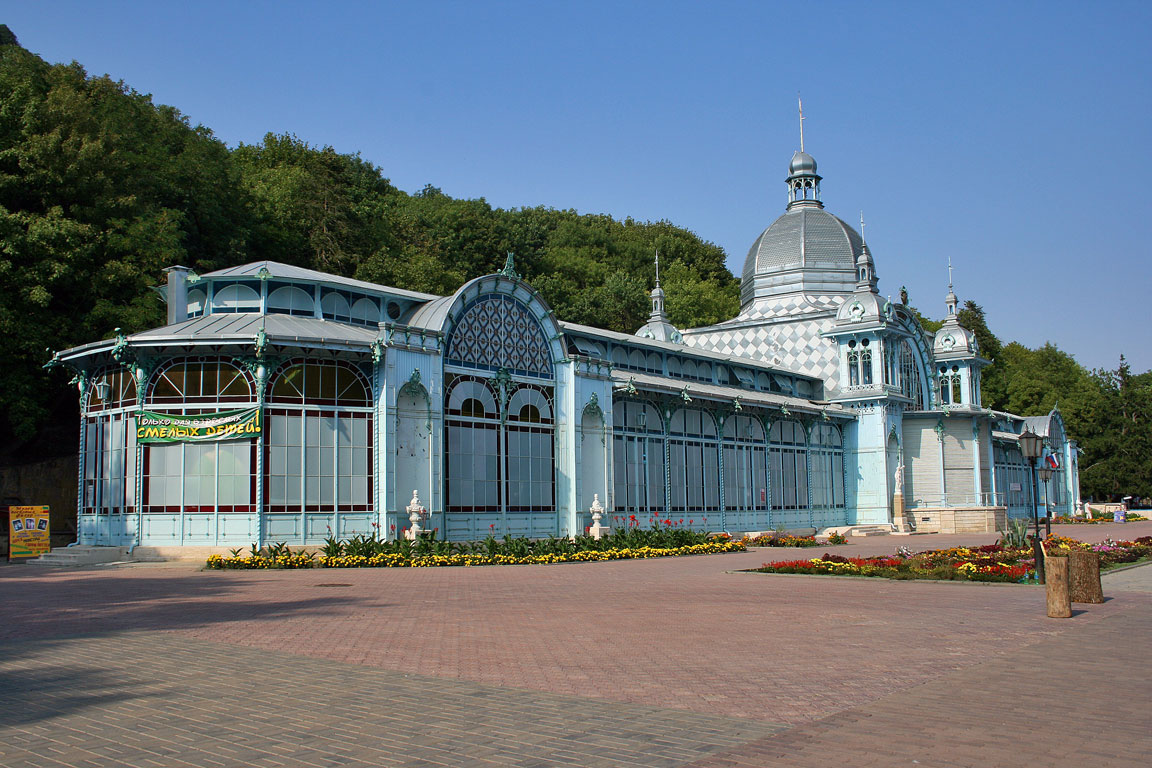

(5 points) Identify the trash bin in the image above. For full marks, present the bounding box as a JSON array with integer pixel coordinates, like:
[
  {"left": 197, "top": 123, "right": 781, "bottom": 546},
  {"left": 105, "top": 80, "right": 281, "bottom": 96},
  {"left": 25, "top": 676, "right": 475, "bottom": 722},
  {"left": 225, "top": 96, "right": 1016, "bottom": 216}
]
[{"left": 1118, "top": 497, "right": 1131, "bottom": 523}]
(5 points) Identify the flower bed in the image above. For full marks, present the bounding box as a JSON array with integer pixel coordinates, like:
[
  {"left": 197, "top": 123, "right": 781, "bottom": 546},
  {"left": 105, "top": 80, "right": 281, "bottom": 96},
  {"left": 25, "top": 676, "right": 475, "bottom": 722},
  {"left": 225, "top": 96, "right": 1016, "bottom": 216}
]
[
  {"left": 1053, "top": 513, "right": 1149, "bottom": 524},
  {"left": 206, "top": 540, "right": 745, "bottom": 570},
  {"left": 742, "top": 533, "right": 821, "bottom": 548},
  {"left": 750, "top": 535, "right": 1152, "bottom": 583}
]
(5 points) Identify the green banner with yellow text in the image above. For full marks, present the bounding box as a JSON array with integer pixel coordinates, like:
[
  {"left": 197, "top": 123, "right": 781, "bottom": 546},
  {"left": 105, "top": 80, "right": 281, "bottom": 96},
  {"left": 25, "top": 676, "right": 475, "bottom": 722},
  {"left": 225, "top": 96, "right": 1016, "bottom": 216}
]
[{"left": 135, "top": 409, "right": 261, "bottom": 443}]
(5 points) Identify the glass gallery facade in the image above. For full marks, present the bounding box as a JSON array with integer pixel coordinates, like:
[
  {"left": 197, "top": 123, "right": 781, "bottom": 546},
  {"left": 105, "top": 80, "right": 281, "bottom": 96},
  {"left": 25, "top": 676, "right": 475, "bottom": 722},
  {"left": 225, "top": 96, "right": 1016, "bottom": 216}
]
[{"left": 52, "top": 261, "right": 852, "bottom": 547}]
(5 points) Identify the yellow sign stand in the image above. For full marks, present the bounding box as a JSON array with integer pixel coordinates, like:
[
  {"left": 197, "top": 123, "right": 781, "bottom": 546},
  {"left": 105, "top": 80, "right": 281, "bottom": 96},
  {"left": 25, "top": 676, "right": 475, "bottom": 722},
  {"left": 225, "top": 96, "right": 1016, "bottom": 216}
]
[{"left": 9, "top": 506, "right": 51, "bottom": 560}]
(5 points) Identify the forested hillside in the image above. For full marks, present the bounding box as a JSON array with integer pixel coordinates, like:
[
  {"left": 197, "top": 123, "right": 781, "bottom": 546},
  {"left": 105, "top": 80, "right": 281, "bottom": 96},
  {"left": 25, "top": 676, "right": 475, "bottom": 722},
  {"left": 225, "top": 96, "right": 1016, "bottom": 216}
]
[{"left": 0, "top": 27, "right": 1146, "bottom": 499}]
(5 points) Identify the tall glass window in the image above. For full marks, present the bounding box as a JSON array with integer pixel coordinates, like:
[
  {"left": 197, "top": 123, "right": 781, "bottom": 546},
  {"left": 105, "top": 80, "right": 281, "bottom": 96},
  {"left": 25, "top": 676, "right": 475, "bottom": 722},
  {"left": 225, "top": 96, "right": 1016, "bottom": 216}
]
[
  {"left": 722, "top": 415, "right": 767, "bottom": 514},
  {"left": 808, "top": 424, "right": 845, "bottom": 509},
  {"left": 265, "top": 361, "right": 373, "bottom": 513},
  {"left": 769, "top": 420, "right": 808, "bottom": 511},
  {"left": 612, "top": 400, "right": 665, "bottom": 516},
  {"left": 668, "top": 408, "right": 720, "bottom": 514}
]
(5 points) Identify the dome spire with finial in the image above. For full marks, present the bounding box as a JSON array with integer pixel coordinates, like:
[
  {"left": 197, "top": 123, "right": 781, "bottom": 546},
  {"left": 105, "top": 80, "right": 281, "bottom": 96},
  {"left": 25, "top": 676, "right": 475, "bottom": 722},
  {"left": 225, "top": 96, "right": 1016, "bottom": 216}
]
[{"left": 786, "top": 95, "right": 822, "bottom": 210}]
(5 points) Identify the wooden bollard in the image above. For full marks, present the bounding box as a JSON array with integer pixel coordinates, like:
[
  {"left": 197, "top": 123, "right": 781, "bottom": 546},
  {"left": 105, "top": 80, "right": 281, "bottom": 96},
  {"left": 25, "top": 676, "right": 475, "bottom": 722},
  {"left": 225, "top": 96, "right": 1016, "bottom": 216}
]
[
  {"left": 1069, "top": 550, "right": 1104, "bottom": 603},
  {"left": 1045, "top": 556, "right": 1072, "bottom": 618}
]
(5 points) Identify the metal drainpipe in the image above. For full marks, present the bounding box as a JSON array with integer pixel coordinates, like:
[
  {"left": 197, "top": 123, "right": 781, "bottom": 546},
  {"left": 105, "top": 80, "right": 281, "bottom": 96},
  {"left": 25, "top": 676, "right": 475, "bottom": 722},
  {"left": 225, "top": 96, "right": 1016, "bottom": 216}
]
[
  {"left": 68, "top": 385, "right": 87, "bottom": 548},
  {"left": 128, "top": 372, "right": 145, "bottom": 556}
]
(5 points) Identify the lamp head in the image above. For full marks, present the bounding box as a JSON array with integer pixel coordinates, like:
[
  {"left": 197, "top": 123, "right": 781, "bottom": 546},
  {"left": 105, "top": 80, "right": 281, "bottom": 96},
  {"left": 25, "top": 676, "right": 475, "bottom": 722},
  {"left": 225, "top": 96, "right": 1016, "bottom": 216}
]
[{"left": 1018, "top": 429, "right": 1042, "bottom": 460}]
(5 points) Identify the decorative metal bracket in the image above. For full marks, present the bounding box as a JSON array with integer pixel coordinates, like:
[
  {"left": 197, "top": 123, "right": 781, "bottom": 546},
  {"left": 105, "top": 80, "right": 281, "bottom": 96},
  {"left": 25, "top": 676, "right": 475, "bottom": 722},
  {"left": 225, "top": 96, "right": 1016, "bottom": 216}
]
[
  {"left": 371, "top": 336, "right": 386, "bottom": 364},
  {"left": 110, "top": 328, "right": 133, "bottom": 366},
  {"left": 488, "top": 367, "right": 513, "bottom": 421},
  {"left": 680, "top": 386, "right": 692, "bottom": 403}
]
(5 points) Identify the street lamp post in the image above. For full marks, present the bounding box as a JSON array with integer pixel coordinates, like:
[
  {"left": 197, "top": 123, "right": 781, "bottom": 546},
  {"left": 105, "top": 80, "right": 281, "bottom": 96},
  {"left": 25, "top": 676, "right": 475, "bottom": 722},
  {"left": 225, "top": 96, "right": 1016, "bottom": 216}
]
[
  {"left": 1037, "top": 465, "right": 1055, "bottom": 537},
  {"left": 1018, "top": 429, "right": 1045, "bottom": 584}
]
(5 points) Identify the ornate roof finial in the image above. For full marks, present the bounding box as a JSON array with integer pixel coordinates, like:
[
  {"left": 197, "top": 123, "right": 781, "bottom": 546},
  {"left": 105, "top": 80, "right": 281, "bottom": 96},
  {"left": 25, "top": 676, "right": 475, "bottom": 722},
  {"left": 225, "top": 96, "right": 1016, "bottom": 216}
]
[
  {"left": 499, "top": 251, "right": 520, "bottom": 280},
  {"left": 654, "top": 247, "right": 661, "bottom": 288},
  {"left": 946, "top": 257, "right": 958, "bottom": 316},
  {"left": 798, "top": 93, "right": 805, "bottom": 153}
]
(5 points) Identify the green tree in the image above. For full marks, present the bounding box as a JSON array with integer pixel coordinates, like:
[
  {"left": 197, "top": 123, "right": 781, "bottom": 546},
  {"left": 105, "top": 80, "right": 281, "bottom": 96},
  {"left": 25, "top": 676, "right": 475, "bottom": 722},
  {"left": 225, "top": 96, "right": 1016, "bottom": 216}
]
[{"left": 0, "top": 35, "right": 245, "bottom": 459}]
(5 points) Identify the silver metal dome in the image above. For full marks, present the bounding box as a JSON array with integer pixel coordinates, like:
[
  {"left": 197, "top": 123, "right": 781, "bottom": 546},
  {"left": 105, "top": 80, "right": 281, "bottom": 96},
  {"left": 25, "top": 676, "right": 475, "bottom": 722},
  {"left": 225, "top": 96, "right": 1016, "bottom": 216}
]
[{"left": 788, "top": 150, "right": 818, "bottom": 175}]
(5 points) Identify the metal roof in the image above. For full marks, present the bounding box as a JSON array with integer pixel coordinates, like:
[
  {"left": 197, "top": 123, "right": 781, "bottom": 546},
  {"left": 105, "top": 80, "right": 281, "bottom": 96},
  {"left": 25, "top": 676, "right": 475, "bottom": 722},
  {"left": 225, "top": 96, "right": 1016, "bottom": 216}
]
[
  {"left": 560, "top": 321, "right": 820, "bottom": 383},
  {"left": 200, "top": 261, "right": 439, "bottom": 302},
  {"left": 742, "top": 207, "right": 862, "bottom": 284},
  {"left": 405, "top": 294, "right": 456, "bottom": 332},
  {"left": 611, "top": 370, "right": 846, "bottom": 417},
  {"left": 131, "top": 313, "right": 378, "bottom": 346}
]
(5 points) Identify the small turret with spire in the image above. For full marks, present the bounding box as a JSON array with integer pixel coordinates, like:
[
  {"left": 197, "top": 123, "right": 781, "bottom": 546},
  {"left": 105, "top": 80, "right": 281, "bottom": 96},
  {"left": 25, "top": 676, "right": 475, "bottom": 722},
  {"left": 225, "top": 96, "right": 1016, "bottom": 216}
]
[
  {"left": 855, "top": 212, "right": 878, "bottom": 293},
  {"left": 635, "top": 248, "right": 682, "bottom": 343}
]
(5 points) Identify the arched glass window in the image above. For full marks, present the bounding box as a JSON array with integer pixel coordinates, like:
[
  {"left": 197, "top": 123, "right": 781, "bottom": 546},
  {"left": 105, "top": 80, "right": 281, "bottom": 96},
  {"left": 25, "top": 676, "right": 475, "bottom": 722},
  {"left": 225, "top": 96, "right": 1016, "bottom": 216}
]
[
  {"left": 769, "top": 420, "right": 808, "bottom": 511},
  {"left": 321, "top": 291, "right": 352, "bottom": 322},
  {"left": 723, "top": 415, "right": 767, "bottom": 516},
  {"left": 848, "top": 350, "right": 861, "bottom": 386},
  {"left": 899, "top": 341, "right": 924, "bottom": 408},
  {"left": 149, "top": 360, "right": 253, "bottom": 404},
  {"left": 267, "top": 286, "right": 315, "bottom": 317},
  {"left": 142, "top": 359, "right": 257, "bottom": 518},
  {"left": 445, "top": 294, "right": 553, "bottom": 377},
  {"left": 210, "top": 283, "right": 260, "bottom": 313},
  {"left": 187, "top": 289, "right": 206, "bottom": 318},
  {"left": 350, "top": 297, "right": 379, "bottom": 325},
  {"left": 860, "top": 348, "right": 873, "bottom": 385},
  {"left": 505, "top": 385, "right": 554, "bottom": 512},
  {"left": 268, "top": 362, "right": 370, "bottom": 406},
  {"left": 612, "top": 400, "right": 665, "bottom": 517},
  {"left": 445, "top": 377, "right": 501, "bottom": 514},
  {"left": 668, "top": 408, "right": 720, "bottom": 514},
  {"left": 808, "top": 424, "right": 845, "bottom": 509},
  {"left": 265, "top": 361, "right": 373, "bottom": 517},
  {"left": 444, "top": 376, "right": 554, "bottom": 517},
  {"left": 86, "top": 368, "right": 137, "bottom": 412}
]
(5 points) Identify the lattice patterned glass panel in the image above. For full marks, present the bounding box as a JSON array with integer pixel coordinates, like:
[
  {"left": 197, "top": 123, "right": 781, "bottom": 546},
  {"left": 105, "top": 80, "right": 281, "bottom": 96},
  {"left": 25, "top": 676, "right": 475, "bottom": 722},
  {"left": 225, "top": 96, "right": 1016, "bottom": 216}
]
[{"left": 446, "top": 294, "right": 553, "bottom": 377}]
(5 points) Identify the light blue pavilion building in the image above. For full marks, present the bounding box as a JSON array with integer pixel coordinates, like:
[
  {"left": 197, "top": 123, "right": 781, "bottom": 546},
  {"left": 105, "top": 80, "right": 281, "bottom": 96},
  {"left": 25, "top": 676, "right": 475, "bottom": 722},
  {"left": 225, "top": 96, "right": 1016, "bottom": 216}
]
[{"left": 51, "top": 147, "right": 1080, "bottom": 550}]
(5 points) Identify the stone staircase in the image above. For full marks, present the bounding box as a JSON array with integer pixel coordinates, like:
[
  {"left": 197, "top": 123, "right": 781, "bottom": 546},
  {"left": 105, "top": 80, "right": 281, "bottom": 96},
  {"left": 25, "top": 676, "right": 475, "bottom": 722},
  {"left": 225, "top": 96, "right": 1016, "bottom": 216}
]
[
  {"left": 26, "top": 545, "right": 128, "bottom": 567},
  {"left": 847, "top": 525, "right": 893, "bottom": 537}
]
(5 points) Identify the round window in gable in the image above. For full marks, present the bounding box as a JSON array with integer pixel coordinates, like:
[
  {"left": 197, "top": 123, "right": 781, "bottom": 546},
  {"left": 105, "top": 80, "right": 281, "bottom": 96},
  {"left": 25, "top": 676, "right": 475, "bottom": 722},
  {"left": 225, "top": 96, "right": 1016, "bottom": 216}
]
[{"left": 387, "top": 301, "right": 402, "bottom": 320}]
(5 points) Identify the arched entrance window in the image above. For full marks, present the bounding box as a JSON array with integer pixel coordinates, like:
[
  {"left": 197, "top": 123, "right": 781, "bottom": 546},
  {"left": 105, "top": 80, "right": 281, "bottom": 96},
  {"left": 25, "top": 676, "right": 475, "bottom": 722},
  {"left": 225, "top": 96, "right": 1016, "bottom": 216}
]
[{"left": 442, "top": 289, "right": 558, "bottom": 540}]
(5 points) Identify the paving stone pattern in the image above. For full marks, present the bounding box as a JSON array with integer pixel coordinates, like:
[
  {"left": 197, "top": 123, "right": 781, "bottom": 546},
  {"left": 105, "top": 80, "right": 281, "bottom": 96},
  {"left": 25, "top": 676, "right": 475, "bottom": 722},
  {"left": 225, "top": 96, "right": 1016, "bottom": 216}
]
[
  {"left": 1, "top": 521, "right": 1150, "bottom": 766},
  {"left": 0, "top": 633, "right": 786, "bottom": 768}
]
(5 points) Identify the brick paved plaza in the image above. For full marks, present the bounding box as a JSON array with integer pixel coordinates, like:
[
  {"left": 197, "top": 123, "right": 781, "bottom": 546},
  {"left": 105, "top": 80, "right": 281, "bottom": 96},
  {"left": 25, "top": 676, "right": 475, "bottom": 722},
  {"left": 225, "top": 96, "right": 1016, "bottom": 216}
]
[{"left": 2, "top": 522, "right": 1150, "bottom": 767}]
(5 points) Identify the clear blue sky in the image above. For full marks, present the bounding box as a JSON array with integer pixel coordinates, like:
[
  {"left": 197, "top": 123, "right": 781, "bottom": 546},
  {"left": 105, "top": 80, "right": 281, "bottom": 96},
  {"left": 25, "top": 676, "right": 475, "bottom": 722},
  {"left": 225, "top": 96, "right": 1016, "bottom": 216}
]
[{"left": 7, "top": 1, "right": 1150, "bottom": 372}]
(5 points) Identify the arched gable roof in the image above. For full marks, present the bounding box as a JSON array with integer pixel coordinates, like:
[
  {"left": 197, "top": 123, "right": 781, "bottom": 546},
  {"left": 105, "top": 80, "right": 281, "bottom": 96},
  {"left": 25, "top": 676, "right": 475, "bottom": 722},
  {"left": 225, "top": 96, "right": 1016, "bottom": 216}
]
[{"left": 410, "top": 273, "right": 565, "bottom": 378}]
